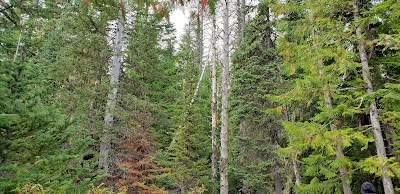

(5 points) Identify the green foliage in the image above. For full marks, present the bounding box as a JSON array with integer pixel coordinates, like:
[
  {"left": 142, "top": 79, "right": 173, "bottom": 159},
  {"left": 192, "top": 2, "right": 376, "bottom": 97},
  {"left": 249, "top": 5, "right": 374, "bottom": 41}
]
[
  {"left": 359, "top": 156, "right": 400, "bottom": 178},
  {"left": 86, "top": 183, "right": 127, "bottom": 194},
  {"left": 294, "top": 177, "right": 341, "bottom": 194},
  {"left": 2, "top": 0, "right": 400, "bottom": 193},
  {"left": 271, "top": 0, "right": 400, "bottom": 192},
  {"left": 14, "top": 183, "right": 53, "bottom": 194},
  {"left": 163, "top": 20, "right": 213, "bottom": 192},
  {"left": 229, "top": 1, "right": 284, "bottom": 192},
  {"left": 0, "top": 60, "right": 100, "bottom": 192}
]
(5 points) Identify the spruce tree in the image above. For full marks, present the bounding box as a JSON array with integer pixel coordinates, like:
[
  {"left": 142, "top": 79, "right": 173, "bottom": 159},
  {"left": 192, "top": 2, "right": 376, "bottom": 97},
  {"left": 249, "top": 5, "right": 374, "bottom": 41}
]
[{"left": 230, "top": 1, "right": 284, "bottom": 193}]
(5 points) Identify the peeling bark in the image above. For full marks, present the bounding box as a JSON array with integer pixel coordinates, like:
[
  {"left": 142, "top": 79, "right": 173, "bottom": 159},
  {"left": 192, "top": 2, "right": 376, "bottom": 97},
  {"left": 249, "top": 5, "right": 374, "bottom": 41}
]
[{"left": 211, "top": 14, "right": 218, "bottom": 182}]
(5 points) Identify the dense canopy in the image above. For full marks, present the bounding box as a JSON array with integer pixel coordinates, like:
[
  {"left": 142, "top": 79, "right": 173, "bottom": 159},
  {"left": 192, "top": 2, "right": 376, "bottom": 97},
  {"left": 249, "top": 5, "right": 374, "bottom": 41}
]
[{"left": 1, "top": 0, "right": 400, "bottom": 193}]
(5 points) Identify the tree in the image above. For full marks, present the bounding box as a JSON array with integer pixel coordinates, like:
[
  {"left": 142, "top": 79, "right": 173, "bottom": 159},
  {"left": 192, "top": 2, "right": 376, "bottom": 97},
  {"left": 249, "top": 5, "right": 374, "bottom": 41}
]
[
  {"left": 210, "top": 12, "right": 219, "bottom": 183},
  {"left": 166, "top": 21, "right": 213, "bottom": 193},
  {"left": 100, "top": 0, "right": 126, "bottom": 173},
  {"left": 271, "top": 0, "right": 400, "bottom": 193},
  {"left": 353, "top": 0, "right": 394, "bottom": 193},
  {"left": 0, "top": 1, "right": 110, "bottom": 192},
  {"left": 230, "top": 1, "right": 285, "bottom": 193},
  {"left": 220, "top": 0, "right": 230, "bottom": 192}
]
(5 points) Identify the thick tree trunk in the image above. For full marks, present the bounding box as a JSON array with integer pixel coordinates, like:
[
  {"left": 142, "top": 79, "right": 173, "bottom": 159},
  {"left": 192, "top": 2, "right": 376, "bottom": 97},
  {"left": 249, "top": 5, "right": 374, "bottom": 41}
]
[
  {"left": 99, "top": 8, "right": 125, "bottom": 172},
  {"left": 323, "top": 89, "right": 352, "bottom": 194},
  {"left": 353, "top": 1, "right": 394, "bottom": 193},
  {"left": 211, "top": 14, "right": 218, "bottom": 182},
  {"left": 220, "top": 0, "right": 230, "bottom": 192}
]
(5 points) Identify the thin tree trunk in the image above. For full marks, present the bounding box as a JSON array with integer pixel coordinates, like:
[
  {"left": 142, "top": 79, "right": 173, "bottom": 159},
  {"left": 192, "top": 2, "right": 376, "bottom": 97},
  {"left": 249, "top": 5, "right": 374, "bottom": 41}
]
[
  {"left": 323, "top": 88, "right": 352, "bottom": 194},
  {"left": 190, "top": 64, "right": 206, "bottom": 105},
  {"left": 235, "top": 0, "right": 245, "bottom": 46},
  {"left": 99, "top": 7, "right": 125, "bottom": 172},
  {"left": 34, "top": 0, "right": 39, "bottom": 8},
  {"left": 220, "top": 0, "right": 230, "bottom": 192},
  {"left": 383, "top": 124, "right": 398, "bottom": 161},
  {"left": 292, "top": 157, "right": 301, "bottom": 186},
  {"left": 211, "top": 14, "right": 218, "bottom": 182},
  {"left": 13, "top": 28, "right": 22, "bottom": 62},
  {"left": 353, "top": 1, "right": 394, "bottom": 193},
  {"left": 196, "top": 2, "right": 203, "bottom": 70},
  {"left": 264, "top": 7, "right": 273, "bottom": 49},
  {"left": 190, "top": 0, "right": 204, "bottom": 105},
  {"left": 240, "top": 0, "right": 245, "bottom": 42},
  {"left": 274, "top": 169, "right": 283, "bottom": 194},
  {"left": 278, "top": 65, "right": 300, "bottom": 186}
]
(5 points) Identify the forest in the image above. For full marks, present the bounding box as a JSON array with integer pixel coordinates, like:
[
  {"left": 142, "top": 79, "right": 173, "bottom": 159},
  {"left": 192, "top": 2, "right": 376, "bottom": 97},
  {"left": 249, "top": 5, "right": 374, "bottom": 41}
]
[{"left": 1, "top": 0, "right": 400, "bottom": 193}]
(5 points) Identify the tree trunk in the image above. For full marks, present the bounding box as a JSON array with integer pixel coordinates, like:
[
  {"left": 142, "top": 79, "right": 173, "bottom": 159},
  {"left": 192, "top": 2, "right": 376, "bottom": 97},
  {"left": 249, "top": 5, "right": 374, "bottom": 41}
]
[
  {"left": 274, "top": 169, "right": 283, "bottom": 194},
  {"left": 196, "top": 2, "right": 203, "bottom": 70},
  {"left": 353, "top": 1, "right": 394, "bottom": 193},
  {"left": 323, "top": 88, "right": 352, "bottom": 194},
  {"left": 292, "top": 157, "right": 301, "bottom": 186},
  {"left": 236, "top": 0, "right": 245, "bottom": 46},
  {"left": 190, "top": 64, "right": 206, "bottom": 105},
  {"left": 14, "top": 21, "right": 23, "bottom": 62},
  {"left": 278, "top": 65, "right": 300, "bottom": 187},
  {"left": 211, "top": 13, "right": 218, "bottom": 182},
  {"left": 278, "top": 66, "right": 301, "bottom": 186},
  {"left": 383, "top": 124, "right": 398, "bottom": 161},
  {"left": 264, "top": 7, "right": 273, "bottom": 49},
  {"left": 220, "top": 0, "right": 230, "bottom": 192},
  {"left": 99, "top": 7, "right": 125, "bottom": 172},
  {"left": 34, "top": 0, "right": 39, "bottom": 8}
]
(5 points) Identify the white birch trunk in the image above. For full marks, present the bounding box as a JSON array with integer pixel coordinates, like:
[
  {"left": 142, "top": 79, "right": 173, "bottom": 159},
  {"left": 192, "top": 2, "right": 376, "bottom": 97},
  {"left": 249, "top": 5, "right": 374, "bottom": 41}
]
[
  {"left": 211, "top": 14, "right": 218, "bottom": 182},
  {"left": 353, "top": 1, "right": 394, "bottom": 193},
  {"left": 220, "top": 0, "right": 230, "bottom": 192},
  {"left": 99, "top": 7, "right": 125, "bottom": 172}
]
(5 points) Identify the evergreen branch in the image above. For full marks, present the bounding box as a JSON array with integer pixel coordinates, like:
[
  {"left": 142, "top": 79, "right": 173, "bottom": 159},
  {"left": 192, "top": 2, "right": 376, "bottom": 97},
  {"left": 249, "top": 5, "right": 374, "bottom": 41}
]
[{"left": 0, "top": 8, "right": 18, "bottom": 26}]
